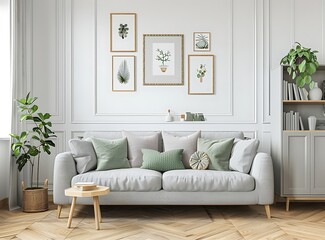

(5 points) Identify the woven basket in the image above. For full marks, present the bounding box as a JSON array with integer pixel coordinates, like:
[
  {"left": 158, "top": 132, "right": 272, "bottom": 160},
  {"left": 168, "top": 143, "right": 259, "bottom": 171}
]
[{"left": 22, "top": 179, "right": 48, "bottom": 213}]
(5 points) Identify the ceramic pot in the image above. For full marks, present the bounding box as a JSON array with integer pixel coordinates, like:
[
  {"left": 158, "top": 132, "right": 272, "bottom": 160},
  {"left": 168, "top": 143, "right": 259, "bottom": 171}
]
[{"left": 309, "top": 82, "right": 322, "bottom": 100}]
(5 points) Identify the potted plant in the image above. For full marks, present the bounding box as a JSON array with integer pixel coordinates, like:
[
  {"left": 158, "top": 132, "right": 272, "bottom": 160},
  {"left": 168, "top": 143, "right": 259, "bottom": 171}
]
[
  {"left": 280, "top": 42, "right": 319, "bottom": 89},
  {"left": 10, "top": 93, "right": 56, "bottom": 212},
  {"left": 156, "top": 48, "right": 171, "bottom": 72}
]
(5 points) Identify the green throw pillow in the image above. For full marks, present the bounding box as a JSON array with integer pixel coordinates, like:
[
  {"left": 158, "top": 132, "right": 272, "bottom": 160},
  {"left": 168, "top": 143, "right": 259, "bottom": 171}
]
[
  {"left": 197, "top": 138, "right": 234, "bottom": 171},
  {"left": 91, "top": 137, "right": 130, "bottom": 171},
  {"left": 141, "top": 149, "right": 185, "bottom": 172}
]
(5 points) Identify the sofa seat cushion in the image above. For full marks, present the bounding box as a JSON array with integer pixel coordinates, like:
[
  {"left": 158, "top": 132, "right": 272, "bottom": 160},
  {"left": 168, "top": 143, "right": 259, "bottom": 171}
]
[
  {"left": 162, "top": 170, "right": 254, "bottom": 192},
  {"left": 71, "top": 168, "right": 162, "bottom": 191}
]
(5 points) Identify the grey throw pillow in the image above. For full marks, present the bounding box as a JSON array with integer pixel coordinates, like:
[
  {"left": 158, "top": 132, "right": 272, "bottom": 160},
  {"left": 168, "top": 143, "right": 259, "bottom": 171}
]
[
  {"left": 69, "top": 138, "right": 97, "bottom": 174},
  {"left": 122, "top": 130, "right": 160, "bottom": 167},
  {"left": 229, "top": 138, "right": 260, "bottom": 173},
  {"left": 162, "top": 131, "right": 201, "bottom": 168}
]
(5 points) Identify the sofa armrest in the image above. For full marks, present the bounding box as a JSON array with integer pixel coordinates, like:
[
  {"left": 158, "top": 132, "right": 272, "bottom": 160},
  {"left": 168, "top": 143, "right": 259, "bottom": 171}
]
[
  {"left": 53, "top": 152, "right": 77, "bottom": 205},
  {"left": 250, "top": 152, "right": 274, "bottom": 205}
]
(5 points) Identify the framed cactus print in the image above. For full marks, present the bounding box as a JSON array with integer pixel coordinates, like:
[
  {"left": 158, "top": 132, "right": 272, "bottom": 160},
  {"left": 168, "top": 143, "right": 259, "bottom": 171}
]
[
  {"left": 143, "top": 34, "right": 184, "bottom": 85},
  {"left": 193, "top": 32, "right": 211, "bottom": 52},
  {"left": 188, "top": 55, "right": 214, "bottom": 95},
  {"left": 110, "top": 13, "right": 136, "bottom": 52},
  {"left": 112, "top": 55, "right": 136, "bottom": 92}
]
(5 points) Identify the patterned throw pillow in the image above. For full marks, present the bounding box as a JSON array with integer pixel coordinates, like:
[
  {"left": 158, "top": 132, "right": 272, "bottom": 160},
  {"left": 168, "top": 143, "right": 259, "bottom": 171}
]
[{"left": 189, "top": 151, "right": 210, "bottom": 170}]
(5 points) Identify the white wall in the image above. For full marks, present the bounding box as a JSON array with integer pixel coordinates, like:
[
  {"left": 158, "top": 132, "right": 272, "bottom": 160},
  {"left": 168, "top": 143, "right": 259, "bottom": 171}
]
[{"left": 21, "top": 0, "right": 325, "bottom": 188}]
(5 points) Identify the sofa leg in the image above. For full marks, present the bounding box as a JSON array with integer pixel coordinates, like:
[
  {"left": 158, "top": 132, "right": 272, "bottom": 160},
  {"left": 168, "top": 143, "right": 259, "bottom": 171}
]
[
  {"left": 57, "top": 205, "right": 62, "bottom": 218},
  {"left": 264, "top": 205, "right": 271, "bottom": 219},
  {"left": 286, "top": 197, "right": 290, "bottom": 212}
]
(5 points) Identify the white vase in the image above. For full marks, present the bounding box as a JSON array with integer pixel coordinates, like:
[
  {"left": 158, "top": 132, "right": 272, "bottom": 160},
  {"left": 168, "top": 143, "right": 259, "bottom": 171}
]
[{"left": 309, "top": 82, "right": 322, "bottom": 100}]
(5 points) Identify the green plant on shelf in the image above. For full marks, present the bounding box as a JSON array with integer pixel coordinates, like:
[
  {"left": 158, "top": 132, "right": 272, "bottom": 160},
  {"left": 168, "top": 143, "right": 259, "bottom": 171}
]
[{"left": 280, "top": 42, "right": 319, "bottom": 89}]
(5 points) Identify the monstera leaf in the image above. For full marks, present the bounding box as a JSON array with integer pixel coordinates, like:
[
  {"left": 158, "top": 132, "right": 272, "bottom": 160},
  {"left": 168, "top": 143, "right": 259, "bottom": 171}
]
[{"left": 117, "top": 60, "right": 130, "bottom": 84}]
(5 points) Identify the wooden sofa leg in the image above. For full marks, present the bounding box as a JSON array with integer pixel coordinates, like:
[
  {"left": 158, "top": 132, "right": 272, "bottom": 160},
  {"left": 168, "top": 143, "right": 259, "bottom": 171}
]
[
  {"left": 286, "top": 197, "right": 290, "bottom": 212},
  {"left": 264, "top": 205, "right": 271, "bottom": 219},
  {"left": 57, "top": 205, "right": 62, "bottom": 218}
]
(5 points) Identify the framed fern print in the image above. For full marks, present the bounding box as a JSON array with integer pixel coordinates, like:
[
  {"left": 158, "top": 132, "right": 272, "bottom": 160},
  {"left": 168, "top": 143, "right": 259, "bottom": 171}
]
[
  {"left": 193, "top": 32, "right": 211, "bottom": 52},
  {"left": 110, "top": 13, "right": 136, "bottom": 52},
  {"left": 112, "top": 56, "right": 136, "bottom": 92}
]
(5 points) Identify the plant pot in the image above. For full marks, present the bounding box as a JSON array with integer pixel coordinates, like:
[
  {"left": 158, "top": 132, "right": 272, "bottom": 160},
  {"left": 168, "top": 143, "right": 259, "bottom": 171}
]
[
  {"left": 160, "top": 65, "right": 168, "bottom": 72},
  {"left": 199, "top": 77, "right": 203, "bottom": 83},
  {"left": 22, "top": 179, "right": 48, "bottom": 212}
]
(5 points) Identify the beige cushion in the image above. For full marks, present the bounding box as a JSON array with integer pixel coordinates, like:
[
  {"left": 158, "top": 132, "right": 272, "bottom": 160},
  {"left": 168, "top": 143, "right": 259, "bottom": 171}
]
[
  {"left": 122, "top": 130, "right": 160, "bottom": 167},
  {"left": 162, "top": 131, "right": 200, "bottom": 168},
  {"left": 162, "top": 170, "right": 255, "bottom": 192}
]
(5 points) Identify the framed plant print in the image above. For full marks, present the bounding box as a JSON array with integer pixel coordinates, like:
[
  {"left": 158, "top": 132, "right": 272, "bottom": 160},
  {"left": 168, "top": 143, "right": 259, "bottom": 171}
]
[
  {"left": 112, "top": 55, "right": 136, "bottom": 92},
  {"left": 188, "top": 55, "right": 214, "bottom": 95},
  {"left": 193, "top": 32, "right": 211, "bottom": 52},
  {"left": 110, "top": 13, "right": 136, "bottom": 52},
  {"left": 143, "top": 34, "right": 184, "bottom": 85}
]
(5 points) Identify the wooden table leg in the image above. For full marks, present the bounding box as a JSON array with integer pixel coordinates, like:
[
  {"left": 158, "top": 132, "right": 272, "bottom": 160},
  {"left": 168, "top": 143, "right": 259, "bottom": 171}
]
[
  {"left": 57, "top": 205, "right": 62, "bottom": 219},
  {"left": 93, "top": 196, "right": 100, "bottom": 230},
  {"left": 96, "top": 197, "right": 102, "bottom": 223},
  {"left": 67, "top": 197, "right": 76, "bottom": 228}
]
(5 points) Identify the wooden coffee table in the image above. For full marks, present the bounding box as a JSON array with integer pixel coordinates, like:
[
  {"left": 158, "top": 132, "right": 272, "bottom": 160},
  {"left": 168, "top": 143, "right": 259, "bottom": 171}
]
[{"left": 64, "top": 186, "right": 110, "bottom": 230}]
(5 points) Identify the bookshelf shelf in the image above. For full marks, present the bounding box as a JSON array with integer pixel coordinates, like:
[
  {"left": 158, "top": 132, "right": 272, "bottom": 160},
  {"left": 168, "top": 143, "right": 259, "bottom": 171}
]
[
  {"left": 283, "top": 130, "right": 325, "bottom": 132},
  {"left": 283, "top": 100, "right": 325, "bottom": 104}
]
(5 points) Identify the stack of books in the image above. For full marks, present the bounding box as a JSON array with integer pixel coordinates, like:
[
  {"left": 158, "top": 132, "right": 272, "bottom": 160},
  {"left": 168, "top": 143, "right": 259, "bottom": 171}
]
[
  {"left": 283, "top": 111, "right": 304, "bottom": 130},
  {"left": 74, "top": 182, "right": 97, "bottom": 191},
  {"left": 283, "top": 80, "right": 308, "bottom": 100}
]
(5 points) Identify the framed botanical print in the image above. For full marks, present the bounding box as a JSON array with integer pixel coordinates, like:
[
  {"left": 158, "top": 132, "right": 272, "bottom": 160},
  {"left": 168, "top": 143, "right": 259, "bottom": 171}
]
[
  {"left": 193, "top": 32, "right": 211, "bottom": 52},
  {"left": 143, "top": 34, "right": 184, "bottom": 85},
  {"left": 112, "top": 55, "right": 136, "bottom": 92},
  {"left": 188, "top": 55, "right": 214, "bottom": 95},
  {"left": 110, "top": 13, "right": 136, "bottom": 52}
]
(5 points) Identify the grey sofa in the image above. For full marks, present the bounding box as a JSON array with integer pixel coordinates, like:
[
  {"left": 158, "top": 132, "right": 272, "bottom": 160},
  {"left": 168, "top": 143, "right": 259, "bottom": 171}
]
[{"left": 53, "top": 131, "right": 274, "bottom": 218}]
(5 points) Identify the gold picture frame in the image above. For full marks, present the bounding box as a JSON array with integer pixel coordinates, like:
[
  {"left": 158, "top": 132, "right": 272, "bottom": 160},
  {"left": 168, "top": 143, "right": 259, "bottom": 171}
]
[
  {"left": 110, "top": 13, "right": 136, "bottom": 52},
  {"left": 143, "top": 34, "right": 184, "bottom": 86},
  {"left": 112, "top": 55, "right": 136, "bottom": 92},
  {"left": 188, "top": 54, "right": 214, "bottom": 95},
  {"left": 193, "top": 32, "right": 211, "bottom": 52}
]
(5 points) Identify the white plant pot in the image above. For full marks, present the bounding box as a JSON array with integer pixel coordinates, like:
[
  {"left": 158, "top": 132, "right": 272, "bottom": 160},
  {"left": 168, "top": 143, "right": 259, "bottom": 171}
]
[{"left": 309, "top": 82, "right": 323, "bottom": 100}]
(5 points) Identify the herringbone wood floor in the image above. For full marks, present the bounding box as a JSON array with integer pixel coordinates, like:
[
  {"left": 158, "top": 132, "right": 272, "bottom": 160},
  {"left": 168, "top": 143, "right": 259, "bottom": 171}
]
[{"left": 1, "top": 201, "right": 325, "bottom": 240}]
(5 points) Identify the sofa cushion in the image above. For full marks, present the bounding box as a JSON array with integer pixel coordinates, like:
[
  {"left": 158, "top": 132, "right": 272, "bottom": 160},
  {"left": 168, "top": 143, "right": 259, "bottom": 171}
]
[
  {"left": 229, "top": 138, "right": 260, "bottom": 173},
  {"left": 71, "top": 168, "right": 162, "bottom": 191},
  {"left": 197, "top": 138, "right": 234, "bottom": 171},
  {"left": 91, "top": 138, "right": 130, "bottom": 171},
  {"left": 162, "top": 170, "right": 254, "bottom": 192},
  {"left": 141, "top": 149, "right": 185, "bottom": 172},
  {"left": 69, "top": 138, "right": 97, "bottom": 174},
  {"left": 162, "top": 131, "right": 200, "bottom": 168},
  {"left": 122, "top": 130, "right": 160, "bottom": 167}
]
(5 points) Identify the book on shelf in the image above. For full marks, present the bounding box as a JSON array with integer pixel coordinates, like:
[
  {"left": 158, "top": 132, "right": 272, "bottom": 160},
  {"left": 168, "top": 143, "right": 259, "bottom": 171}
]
[
  {"left": 283, "top": 80, "right": 308, "bottom": 101},
  {"left": 299, "top": 116, "right": 304, "bottom": 130},
  {"left": 293, "top": 84, "right": 300, "bottom": 100},
  {"left": 283, "top": 111, "right": 301, "bottom": 130}
]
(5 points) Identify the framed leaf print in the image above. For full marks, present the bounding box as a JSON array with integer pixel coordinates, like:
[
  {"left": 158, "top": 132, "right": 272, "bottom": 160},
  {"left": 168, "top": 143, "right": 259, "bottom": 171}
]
[
  {"left": 112, "top": 55, "right": 136, "bottom": 92},
  {"left": 110, "top": 13, "right": 136, "bottom": 52},
  {"left": 188, "top": 55, "right": 214, "bottom": 95},
  {"left": 143, "top": 34, "right": 184, "bottom": 85},
  {"left": 193, "top": 32, "right": 211, "bottom": 52}
]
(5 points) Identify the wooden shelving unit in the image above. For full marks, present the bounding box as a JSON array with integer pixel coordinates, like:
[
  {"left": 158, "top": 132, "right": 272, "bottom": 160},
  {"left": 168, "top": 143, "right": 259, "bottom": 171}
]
[{"left": 283, "top": 100, "right": 325, "bottom": 104}]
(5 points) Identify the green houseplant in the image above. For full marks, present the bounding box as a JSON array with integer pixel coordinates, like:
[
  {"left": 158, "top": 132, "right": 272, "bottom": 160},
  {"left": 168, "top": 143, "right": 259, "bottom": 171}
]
[
  {"left": 280, "top": 42, "right": 319, "bottom": 89},
  {"left": 10, "top": 92, "right": 56, "bottom": 212}
]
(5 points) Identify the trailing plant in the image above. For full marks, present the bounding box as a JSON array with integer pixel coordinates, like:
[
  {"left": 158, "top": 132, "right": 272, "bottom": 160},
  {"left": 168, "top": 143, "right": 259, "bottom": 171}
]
[
  {"left": 280, "top": 42, "right": 319, "bottom": 89},
  {"left": 156, "top": 49, "right": 171, "bottom": 66},
  {"left": 117, "top": 60, "right": 130, "bottom": 84},
  {"left": 10, "top": 93, "right": 56, "bottom": 189}
]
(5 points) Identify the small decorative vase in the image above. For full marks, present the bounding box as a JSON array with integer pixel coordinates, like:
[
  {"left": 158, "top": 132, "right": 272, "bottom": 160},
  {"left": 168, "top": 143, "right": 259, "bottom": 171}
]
[
  {"left": 309, "top": 82, "right": 322, "bottom": 100},
  {"left": 165, "top": 109, "right": 173, "bottom": 122},
  {"left": 199, "top": 77, "right": 203, "bottom": 83}
]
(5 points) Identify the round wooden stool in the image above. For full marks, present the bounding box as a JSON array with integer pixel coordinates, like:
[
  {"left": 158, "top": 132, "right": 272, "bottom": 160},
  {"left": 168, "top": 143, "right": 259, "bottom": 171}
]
[{"left": 65, "top": 186, "right": 110, "bottom": 230}]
